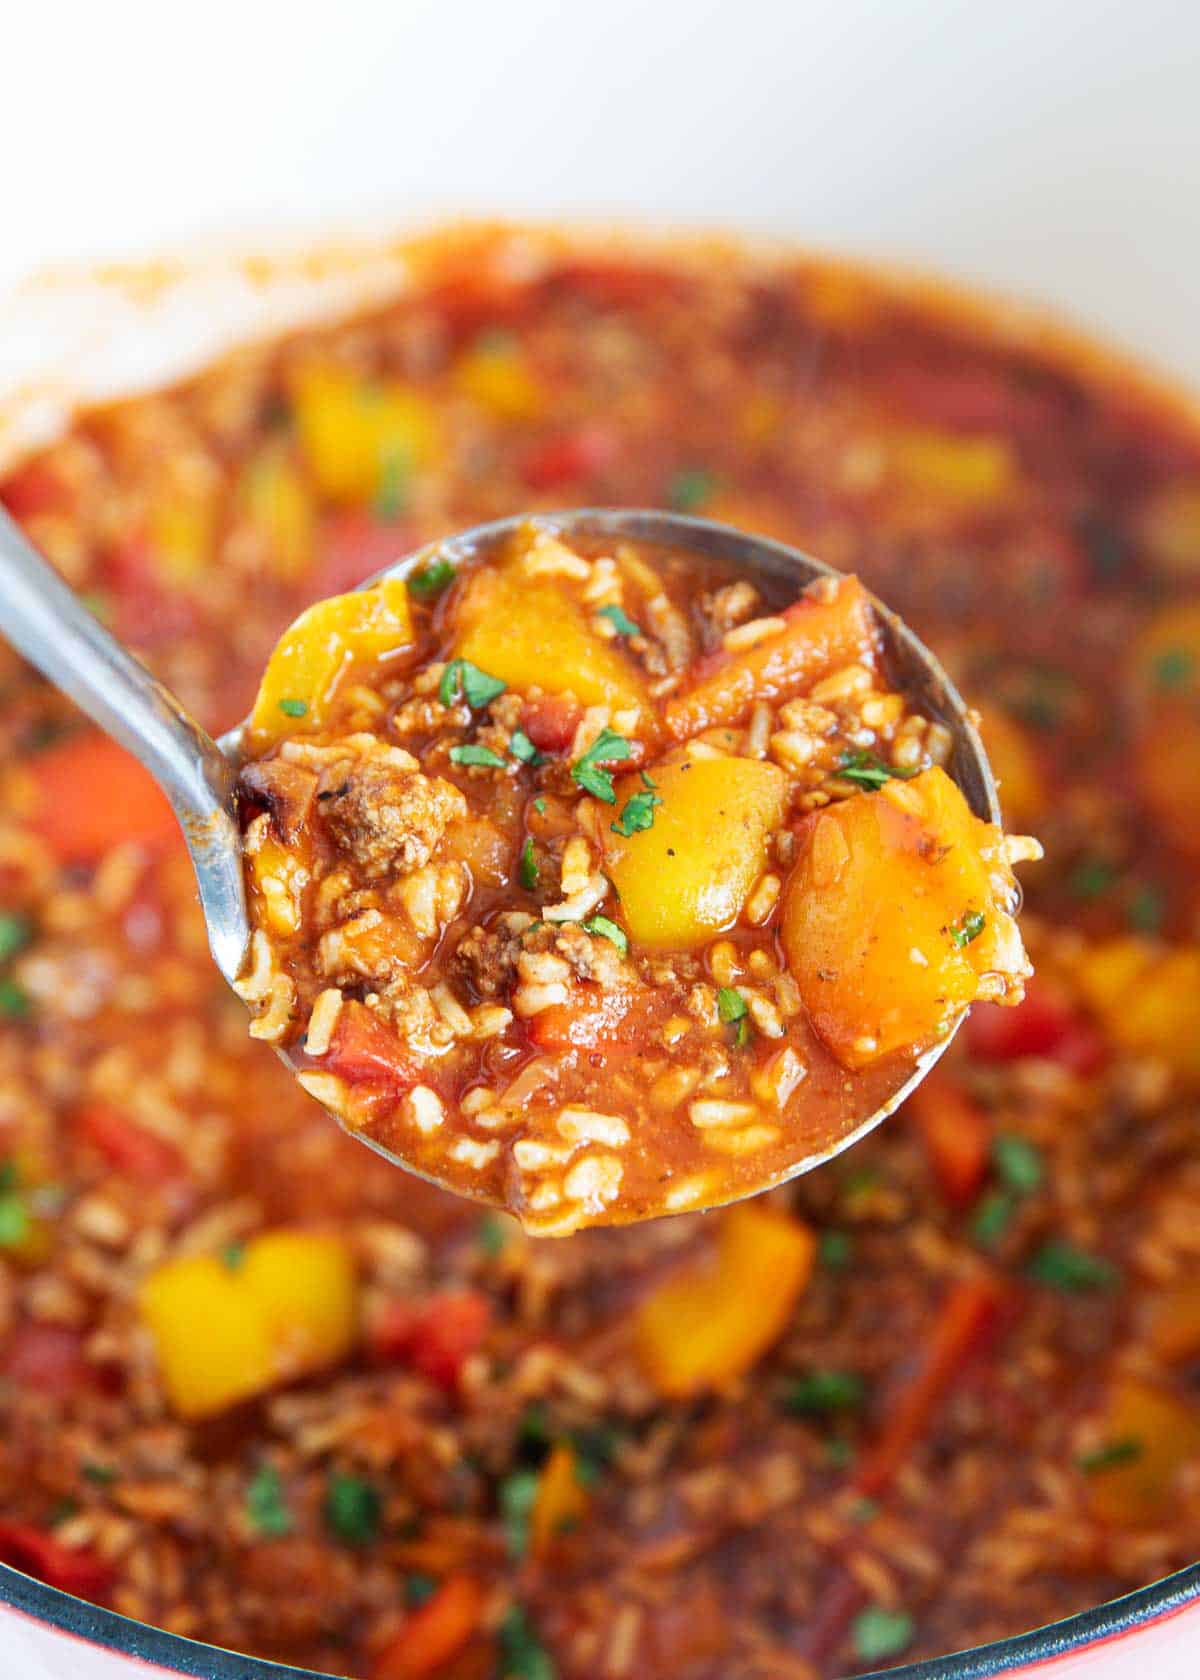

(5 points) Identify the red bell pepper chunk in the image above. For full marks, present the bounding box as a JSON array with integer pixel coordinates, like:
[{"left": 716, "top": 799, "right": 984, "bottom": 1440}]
[
  {"left": 966, "top": 977, "right": 1107, "bottom": 1076},
  {"left": 29, "top": 732, "right": 180, "bottom": 866},
  {"left": 323, "top": 1002, "right": 421, "bottom": 1092},
  {"left": 76, "top": 1102, "right": 184, "bottom": 1184},
  {"left": 2, "top": 1324, "right": 90, "bottom": 1397},
  {"left": 907, "top": 1074, "right": 991, "bottom": 1207},
  {"left": 371, "top": 1573, "right": 486, "bottom": 1680},
  {"left": 102, "top": 538, "right": 202, "bottom": 650},
  {"left": 368, "top": 1289, "right": 491, "bottom": 1391},
  {"left": 521, "top": 425, "right": 620, "bottom": 490},
  {"left": 0, "top": 1520, "right": 114, "bottom": 1599},
  {"left": 0, "top": 461, "right": 68, "bottom": 520},
  {"left": 527, "top": 984, "right": 649, "bottom": 1053},
  {"left": 314, "top": 512, "right": 418, "bottom": 600}
]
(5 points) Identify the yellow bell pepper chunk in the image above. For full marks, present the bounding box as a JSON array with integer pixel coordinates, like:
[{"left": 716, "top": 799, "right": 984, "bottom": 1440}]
[
  {"left": 454, "top": 341, "right": 541, "bottom": 420},
  {"left": 453, "top": 544, "right": 654, "bottom": 726},
  {"left": 978, "top": 705, "right": 1045, "bottom": 828},
  {"left": 635, "top": 1205, "right": 815, "bottom": 1397},
  {"left": 1085, "top": 1378, "right": 1200, "bottom": 1526},
  {"left": 247, "top": 834, "right": 308, "bottom": 935},
  {"left": 1074, "top": 937, "right": 1200, "bottom": 1083},
  {"left": 889, "top": 429, "right": 1015, "bottom": 505},
  {"left": 1140, "top": 480, "right": 1200, "bottom": 577},
  {"left": 247, "top": 580, "right": 413, "bottom": 748},
  {"left": 147, "top": 493, "right": 214, "bottom": 585},
  {"left": 781, "top": 768, "right": 1029, "bottom": 1069},
  {"left": 603, "top": 756, "right": 785, "bottom": 950},
  {"left": 530, "top": 1443, "right": 589, "bottom": 1557},
  {"left": 240, "top": 448, "right": 315, "bottom": 581},
  {"left": 139, "top": 1229, "right": 357, "bottom": 1420},
  {"left": 291, "top": 362, "right": 439, "bottom": 504}
]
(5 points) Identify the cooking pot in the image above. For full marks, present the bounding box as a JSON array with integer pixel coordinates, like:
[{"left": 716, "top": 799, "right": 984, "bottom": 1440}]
[{"left": 2, "top": 3, "right": 1198, "bottom": 1670}]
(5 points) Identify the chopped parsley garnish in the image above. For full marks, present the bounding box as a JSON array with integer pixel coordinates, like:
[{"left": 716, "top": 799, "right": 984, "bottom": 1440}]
[
  {"left": 783, "top": 1369, "right": 866, "bottom": 1415},
  {"left": 668, "top": 466, "right": 717, "bottom": 511},
  {"left": 584, "top": 915, "right": 628, "bottom": 956},
  {"left": 1068, "top": 857, "right": 1116, "bottom": 901},
  {"left": 450, "top": 743, "right": 508, "bottom": 769},
  {"left": 1127, "top": 883, "right": 1166, "bottom": 934},
  {"left": 824, "top": 1436, "right": 855, "bottom": 1470},
  {"left": 1153, "top": 646, "right": 1194, "bottom": 692},
  {"left": 1027, "top": 1239, "right": 1118, "bottom": 1293},
  {"left": 570, "top": 1421, "right": 624, "bottom": 1480},
  {"left": 836, "top": 750, "right": 918, "bottom": 790},
  {"left": 477, "top": 1212, "right": 511, "bottom": 1258},
  {"left": 970, "top": 1189, "right": 1016, "bottom": 1251},
  {"left": 245, "top": 1464, "right": 292, "bottom": 1538},
  {"left": 570, "top": 728, "right": 634, "bottom": 803},
  {"left": 499, "top": 1467, "right": 539, "bottom": 1560},
  {"left": 499, "top": 1603, "right": 556, "bottom": 1680},
  {"left": 519, "top": 837, "right": 539, "bottom": 891},
  {"left": 991, "top": 1133, "right": 1044, "bottom": 1195},
  {"left": 0, "top": 1176, "right": 29, "bottom": 1250},
  {"left": 0, "top": 980, "right": 29, "bottom": 1021},
  {"left": 407, "top": 558, "right": 456, "bottom": 599},
  {"left": 949, "top": 909, "right": 986, "bottom": 948},
  {"left": 596, "top": 603, "right": 641, "bottom": 638},
  {"left": 848, "top": 1495, "right": 879, "bottom": 1524},
  {"left": 324, "top": 1470, "right": 381, "bottom": 1546},
  {"left": 852, "top": 1605, "right": 915, "bottom": 1663},
  {"left": 716, "top": 987, "right": 747, "bottom": 1024},
  {"left": 509, "top": 729, "right": 543, "bottom": 765},
  {"left": 1077, "top": 1437, "right": 1143, "bottom": 1474},
  {"left": 517, "top": 1402, "right": 550, "bottom": 1456},
  {"left": 81, "top": 1462, "right": 116, "bottom": 1486},
  {"left": 405, "top": 1572, "right": 438, "bottom": 1608},
  {"left": 818, "top": 1229, "right": 853, "bottom": 1271},
  {"left": 440, "top": 658, "right": 507, "bottom": 710},
  {"left": 610, "top": 772, "right": 661, "bottom": 837},
  {"left": 533, "top": 796, "right": 547, "bottom": 815},
  {"left": 220, "top": 1241, "right": 246, "bottom": 1270},
  {"left": 277, "top": 697, "right": 308, "bottom": 718},
  {"left": 374, "top": 447, "right": 410, "bottom": 521},
  {"left": 0, "top": 913, "right": 31, "bottom": 965}
]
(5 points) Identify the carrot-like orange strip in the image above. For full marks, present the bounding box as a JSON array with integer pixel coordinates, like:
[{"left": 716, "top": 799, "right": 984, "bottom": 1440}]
[
  {"left": 371, "top": 1574, "right": 486, "bottom": 1680},
  {"left": 663, "top": 574, "right": 879, "bottom": 742}
]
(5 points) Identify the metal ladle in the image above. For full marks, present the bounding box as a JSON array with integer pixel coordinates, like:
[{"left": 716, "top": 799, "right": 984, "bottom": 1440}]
[{"left": 0, "top": 507, "right": 998, "bottom": 1211}]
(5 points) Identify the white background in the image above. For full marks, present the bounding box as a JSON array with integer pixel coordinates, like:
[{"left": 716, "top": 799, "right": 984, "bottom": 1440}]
[{"left": 4, "top": 0, "right": 1200, "bottom": 379}]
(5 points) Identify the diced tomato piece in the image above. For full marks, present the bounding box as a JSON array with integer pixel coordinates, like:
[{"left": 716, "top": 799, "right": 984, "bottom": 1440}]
[
  {"left": 0, "top": 1521, "right": 114, "bottom": 1599},
  {"left": 28, "top": 732, "right": 181, "bottom": 866},
  {"left": 368, "top": 1289, "right": 491, "bottom": 1391},
  {"left": 855, "top": 1274, "right": 1010, "bottom": 1498},
  {"left": 75, "top": 1102, "right": 183, "bottom": 1184},
  {"left": 313, "top": 511, "right": 419, "bottom": 599},
  {"left": 422, "top": 273, "right": 535, "bottom": 342},
  {"left": 323, "top": 1001, "right": 422, "bottom": 1093},
  {"left": 519, "top": 694, "right": 583, "bottom": 755},
  {"left": 543, "top": 260, "right": 685, "bottom": 310},
  {"left": 371, "top": 1573, "right": 486, "bottom": 1680},
  {"left": 966, "top": 977, "right": 1108, "bottom": 1075},
  {"left": 907, "top": 1074, "right": 991, "bottom": 1206},
  {"left": 102, "top": 538, "right": 202, "bottom": 649},
  {"left": 527, "top": 984, "right": 647, "bottom": 1052},
  {"left": 0, "top": 461, "right": 68, "bottom": 520},
  {"left": 521, "top": 425, "right": 620, "bottom": 490},
  {"left": 2, "top": 1324, "right": 90, "bottom": 1396},
  {"left": 882, "top": 362, "right": 1059, "bottom": 436}
]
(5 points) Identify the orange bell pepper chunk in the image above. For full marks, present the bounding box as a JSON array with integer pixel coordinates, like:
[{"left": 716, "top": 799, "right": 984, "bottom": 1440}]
[
  {"left": 1084, "top": 1378, "right": 1200, "bottom": 1527},
  {"left": 28, "top": 731, "right": 180, "bottom": 865},
  {"left": 371, "top": 1574, "right": 486, "bottom": 1680},
  {"left": 663, "top": 574, "right": 879, "bottom": 742},
  {"left": 1145, "top": 1282, "right": 1200, "bottom": 1364},
  {"left": 530, "top": 1443, "right": 589, "bottom": 1557},
  {"left": 635, "top": 1204, "right": 816, "bottom": 1397},
  {"left": 907, "top": 1073, "right": 991, "bottom": 1207}
]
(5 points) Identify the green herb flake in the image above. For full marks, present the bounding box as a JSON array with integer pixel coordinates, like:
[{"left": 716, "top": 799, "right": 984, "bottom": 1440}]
[
  {"left": 0, "top": 913, "right": 31, "bottom": 965},
  {"left": 509, "top": 729, "right": 543, "bottom": 765},
  {"left": 818, "top": 1229, "right": 853, "bottom": 1271},
  {"left": 477, "top": 1212, "right": 512, "bottom": 1259},
  {"left": 533, "top": 796, "right": 547, "bottom": 816},
  {"left": 570, "top": 727, "right": 634, "bottom": 804},
  {"left": 716, "top": 987, "right": 747, "bottom": 1024},
  {"left": 852, "top": 1604, "right": 915, "bottom": 1663},
  {"left": 277, "top": 697, "right": 308, "bottom": 718},
  {"left": 848, "top": 1495, "right": 880, "bottom": 1525},
  {"left": 823, "top": 1436, "right": 855, "bottom": 1470},
  {"left": 583, "top": 915, "right": 628, "bottom": 956},
  {"left": 1153, "top": 646, "right": 1194, "bottom": 692},
  {"left": 783, "top": 1369, "right": 866, "bottom": 1415},
  {"left": 519, "top": 837, "right": 539, "bottom": 892},
  {"left": 245, "top": 1464, "right": 292, "bottom": 1538},
  {"left": 324, "top": 1470, "right": 381, "bottom": 1546},
  {"left": 1127, "top": 883, "right": 1166, "bottom": 935},
  {"left": 440, "top": 658, "right": 507, "bottom": 710},
  {"left": 1077, "top": 1437, "right": 1143, "bottom": 1474},
  {"left": 991, "top": 1133, "right": 1044, "bottom": 1195},
  {"left": 374, "top": 448, "right": 411, "bottom": 522},
  {"left": 836, "top": 749, "right": 918, "bottom": 790},
  {"left": 0, "top": 1183, "right": 28, "bottom": 1250},
  {"left": 970, "top": 1189, "right": 1016, "bottom": 1252},
  {"left": 404, "top": 1571, "right": 438, "bottom": 1608},
  {"left": 1068, "top": 857, "right": 1116, "bottom": 901},
  {"left": 49, "top": 1498, "right": 80, "bottom": 1528},
  {"left": 596, "top": 603, "right": 641, "bottom": 638},
  {"left": 610, "top": 772, "right": 661, "bottom": 837},
  {"left": 499, "top": 1468, "right": 540, "bottom": 1561},
  {"left": 220, "top": 1241, "right": 246, "bottom": 1271},
  {"left": 570, "top": 1421, "right": 624, "bottom": 1483},
  {"left": 81, "top": 1462, "right": 116, "bottom": 1486},
  {"left": 668, "top": 467, "right": 717, "bottom": 512},
  {"left": 450, "top": 743, "right": 508, "bottom": 770},
  {"left": 499, "top": 1602, "right": 557, "bottom": 1680},
  {"left": 517, "top": 1402, "right": 550, "bottom": 1457},
  {"left": 407, "top": 558, "right": 456, "bottom": 599},
  {"left": 1027, "top": 1239, "right": 1118, "bottom": 1293},
  {"left": 0, "top": 1160, "right": 15, "bottom": 1195},
  {"left": 949, "top": 909, "right": 986, "bottom": 948}
]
